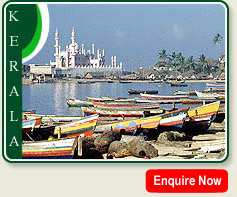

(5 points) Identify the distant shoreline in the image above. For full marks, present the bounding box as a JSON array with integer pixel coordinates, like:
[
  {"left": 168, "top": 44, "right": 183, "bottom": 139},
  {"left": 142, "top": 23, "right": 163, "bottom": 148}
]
[{"left": 22, "top": 78, "right": 225, "bottom": 85}]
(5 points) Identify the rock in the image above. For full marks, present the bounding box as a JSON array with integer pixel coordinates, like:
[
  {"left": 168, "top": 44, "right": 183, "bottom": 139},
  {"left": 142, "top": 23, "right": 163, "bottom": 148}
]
[
  {"left": 157, "top": 131, "right": 187, "bottom": 142},
  {"left": 94, "top": 132, "right": 122, "bottom": 153},
  {"left": 127, "top": 136, "right": 158, "bottom": 158},
  {"left": 82, "top": 135, "right": 97, "bottom": 149},
  {"left": 108, "top": 141, "right": 131, "bottom": 158}
]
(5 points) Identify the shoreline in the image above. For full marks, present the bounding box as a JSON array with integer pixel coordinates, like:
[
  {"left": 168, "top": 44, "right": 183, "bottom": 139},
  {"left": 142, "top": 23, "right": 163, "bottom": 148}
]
[{"left": 23, "top": 78, "right": 225, "bottom": 85}]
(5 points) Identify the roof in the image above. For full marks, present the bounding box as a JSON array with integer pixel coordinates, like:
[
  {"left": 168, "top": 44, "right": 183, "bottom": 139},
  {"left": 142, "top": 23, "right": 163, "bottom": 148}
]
[{"left": 85, "top": 72, "right": 105, "bottom": 77}]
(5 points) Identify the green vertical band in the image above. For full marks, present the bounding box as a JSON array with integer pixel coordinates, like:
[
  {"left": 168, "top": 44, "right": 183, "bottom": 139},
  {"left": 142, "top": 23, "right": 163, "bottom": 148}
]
[{"left": 22, "top": 5, "right": 42, "bottom": 59}]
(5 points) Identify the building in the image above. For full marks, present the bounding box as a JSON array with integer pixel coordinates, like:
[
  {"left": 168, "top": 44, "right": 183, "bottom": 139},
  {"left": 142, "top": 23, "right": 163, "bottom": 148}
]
[
  {"left": 27, "top": 27, "right": 123, "bottom": 78},
  {"left": 51, "top": 27, "right": 123, "bottom": 77},
  {"left": 84, "top": 72, "right": 105, "bottom": 79}
]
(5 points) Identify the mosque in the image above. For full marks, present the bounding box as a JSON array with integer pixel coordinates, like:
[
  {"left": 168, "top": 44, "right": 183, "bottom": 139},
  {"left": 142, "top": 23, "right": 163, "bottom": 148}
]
[
  {"left": 28, "top": 27, "right": 123, "bottom": 78},
  {"left": 50, "top": 27, "right": 123, "bottom": 77}
]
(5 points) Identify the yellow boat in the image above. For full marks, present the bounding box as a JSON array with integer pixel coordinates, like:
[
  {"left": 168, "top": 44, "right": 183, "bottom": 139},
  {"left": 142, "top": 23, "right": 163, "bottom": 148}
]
[
  {"left": 95, "top": 115, "right": 162, "bottom": 133},
  {"left": 182, "top": 101, "right": 221, "bottom": 133},
  {"left": 54, "top": 114, "right": 99, "bottom": 136}
]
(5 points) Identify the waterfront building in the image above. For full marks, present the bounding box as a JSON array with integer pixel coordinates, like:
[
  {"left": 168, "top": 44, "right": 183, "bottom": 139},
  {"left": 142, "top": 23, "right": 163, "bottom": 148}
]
[
  {"left": 28, "top": 27, "right": 123, "bottom": 78},
  {"left": 51, "top": 27, "right": 123, "bottom": 77}
]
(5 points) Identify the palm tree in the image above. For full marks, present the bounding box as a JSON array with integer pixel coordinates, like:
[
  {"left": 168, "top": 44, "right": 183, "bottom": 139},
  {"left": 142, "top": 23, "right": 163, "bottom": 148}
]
[
  {"left": 158, "top": 49, "right": 168, "bottom": 62},
  {"left": 199, "top": 54, "right": 210, "bottom": 73},
  {"left": 213, "top": 33, "right": 224, "bottom": 72},
  {"left": 185, "top": 56, "right": 195, "bottom": 72},
  {"left": 213, "top": 33, "right": 223, "bottom": 61},
  {"left": 213, "top": 33, "right": 223, "bottom": 45}
]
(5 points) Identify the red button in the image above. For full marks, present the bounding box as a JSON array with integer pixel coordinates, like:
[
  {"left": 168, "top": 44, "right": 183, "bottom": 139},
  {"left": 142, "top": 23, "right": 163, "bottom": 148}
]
[{"left": 146, "top": 169, "right": 228, "bottom": 193}]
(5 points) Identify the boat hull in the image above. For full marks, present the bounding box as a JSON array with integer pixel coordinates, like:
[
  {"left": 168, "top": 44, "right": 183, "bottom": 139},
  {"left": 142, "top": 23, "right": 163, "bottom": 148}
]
[
  {"left": 95, "top": 115, "right": 161, "bottom": 133},
  {"left": 181, "top": 101, "right": 220, "bottom": 133},
  {"left": 54, "top": 115, "right": 99, "bottom": 135},
  {"left": 22, "top": 137, "right": 78, "bottom": 159}
]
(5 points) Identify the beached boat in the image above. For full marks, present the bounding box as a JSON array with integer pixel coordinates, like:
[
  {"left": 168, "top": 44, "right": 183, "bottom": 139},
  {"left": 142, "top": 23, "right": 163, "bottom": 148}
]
[
  {"left": 140, "top": 93, "right": 189, "bottom": 100},
  {"left": 22, "top": 117, "right": 42, "bottom": 133},
  {"left": 26, "top": 114, "right": 84, "bottom": 123},
  {"left": 23, "top": 125, "right": 56, "bottom": 141},
  {"left": 182, "top": 101, "right": 220, "bottom": 133},
  {"left": 54, "top": 114, "right": 99, "bottom": 136},
  {"left": 23, "top": 110, "right": 36, "bottom": 115},
  {"left": 87, "top": 96, "right": 114, "bottom": 102},
  {"left": 158, "top": 108, "right": 188, "bottom": 131},
  {"left": 92, "top": 101, "right": 160, "bottom": 110},
  {"left": 114, "top": 98, "right": 135, "bottom": 102},
  {"left": 128, "top": 89, "right": 158, "bottom": 95},
  {"left": 195, "top": 91, "right": 219, "bottom": 100},
  {"left": 66, "top": 98, "right": 93, "bottom": 107},
  {"left": 22, "top": 119, "right": 37, "bottom": 133},
  {"left": 81, "top": 107, "right": 144, "bottom": 117},
  {"left": 95, "top": 115, "right": 162, "bottom": 133},
  {"left": 22, "top": 136, "right": 81, "bottom": 159}
]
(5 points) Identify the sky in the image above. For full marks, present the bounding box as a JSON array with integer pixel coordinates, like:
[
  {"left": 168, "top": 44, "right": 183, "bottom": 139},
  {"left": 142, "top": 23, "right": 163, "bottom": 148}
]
[{"left": 28, "top": 3, "right": 226, "bottom": 71}]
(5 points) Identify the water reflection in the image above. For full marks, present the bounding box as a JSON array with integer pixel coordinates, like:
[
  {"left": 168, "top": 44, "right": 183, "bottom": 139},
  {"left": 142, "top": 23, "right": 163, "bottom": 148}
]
[{"left": 23, "top": 81, "right": 209, "bottom": 116}]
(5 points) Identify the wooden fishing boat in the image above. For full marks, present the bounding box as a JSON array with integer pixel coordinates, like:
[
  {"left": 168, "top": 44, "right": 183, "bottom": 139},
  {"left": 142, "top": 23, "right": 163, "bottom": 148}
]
[
  {"left": 195, "top": 91, "right": 219, "bottom": 100},
  {"left": 81, "top": 107, "right": 144, "bottom": 117},
  {"left": 165, "top": 80, "right": 185, "bottom": 85},
  {"left": 128, "top": 89, "right": 158, "bottom": 95},
  {"left": 182, "top": 99, "right": 225, "bottom": 105},
  {"left": 204, "top": 87, "right": 225, "bottom": 93},
  {"left": 173, "top": 90, "right": 188, "bottom": 95},
  {"left": 87, "top": 96, "right": 114, "bottom": 102},
  {"left": 22, "top": 117, "right": 42, "bottom": 133},
  {"left": 174, "top": 90, "right": 197, "bottom": 96},
  {"left": 77, "top": 81, "right": 95, "bottom": 84},
  {"left": 158, "top": 108, "right": 188, "bottom": 131},
  {"left": 95, "top": 115, "right": 162, "bottom": 133},
  {"left": 22, "top": 136, "right": 81, "bottom": 159},
  {"left": 213, "top": 111, "right": 225, "bottom": 123},
  {"left": 23, "top": 125, "right": 56, "bottom": 141},
  {"left": 140, "top": 93, "right": 189, "bottom": 100},
  {"left": 23, "top": 110, "right": 36, "bottom": 115},
  {"left": 22, "top": 119, "right": 37, "bottom": 133},
  {"left": 92, "top": 101, "right": 160, "bottom": 110},
  {"left": 66, "top": 98, "right": 93, "bottom": 107},
  {"left": 119, "top": 80, "right": 132, "bottom": 83},
  {"left": 182, "top": 101, "right": 220, "bottom": 133},
  {"left": 26, "top": 114, "right": 83, "bottom": 123},
  {"left": 54, "top": 114, "right": 99, "bottom": 136},
  {"left": 114, "top": 98, "right": 135, "bottom": 102},
  {"left": 170, "top": 83, "right": 187, "bottom": 87},
  {"left": 206, "top": 83, "right": 225, "bottom": 87}
]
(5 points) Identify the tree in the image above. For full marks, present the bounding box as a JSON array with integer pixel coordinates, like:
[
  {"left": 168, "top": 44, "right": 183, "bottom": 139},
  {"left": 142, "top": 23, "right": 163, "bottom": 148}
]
[
  {"left": 185, "top": 56, "right": 195, "bottom": 72},
  {"left": 198, "top": 54, "right": 210, "bottom": 73},
  {"left": 158, "top": 49, "right": 168, "bottom": 62},
  {"left": 213, "top": 33, "right": 223, "bottom": 45}
]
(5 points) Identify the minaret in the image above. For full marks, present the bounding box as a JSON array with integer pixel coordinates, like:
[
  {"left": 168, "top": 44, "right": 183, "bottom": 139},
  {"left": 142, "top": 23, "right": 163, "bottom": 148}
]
[
  {"left": 102, "top": 49, "right": 105, "bottom": 57},
  {"left": 111, "top": 56, "right": 114, "bottom": 67},
  {"left": 70, "top": 27, "right": 76, "bottom": 67},
  {"left": 82, "top": 43, "right": 85, "bottom": 55},
  {"left": 114, "top": 56, "right": 117, "bottom": 67},
  {"left": 54, "top": 27, "right": 60, "bottom": 68},
  {"left": 91, "top": 44, "right": 95, "bottom": 57},
  {"left": 97, "top": 49, "right": 100, "bottom": 59}
]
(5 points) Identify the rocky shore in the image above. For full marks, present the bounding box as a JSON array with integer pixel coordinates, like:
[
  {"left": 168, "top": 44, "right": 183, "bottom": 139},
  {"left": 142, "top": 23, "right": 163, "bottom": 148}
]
[{"left": 78, "top": 121, "right": 226, "bottom": 161}]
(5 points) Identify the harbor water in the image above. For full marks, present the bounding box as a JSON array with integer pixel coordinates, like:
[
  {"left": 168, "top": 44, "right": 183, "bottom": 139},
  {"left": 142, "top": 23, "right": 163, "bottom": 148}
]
[{"left": 23, "top": 81, "right": 208, "bottom": 116}]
